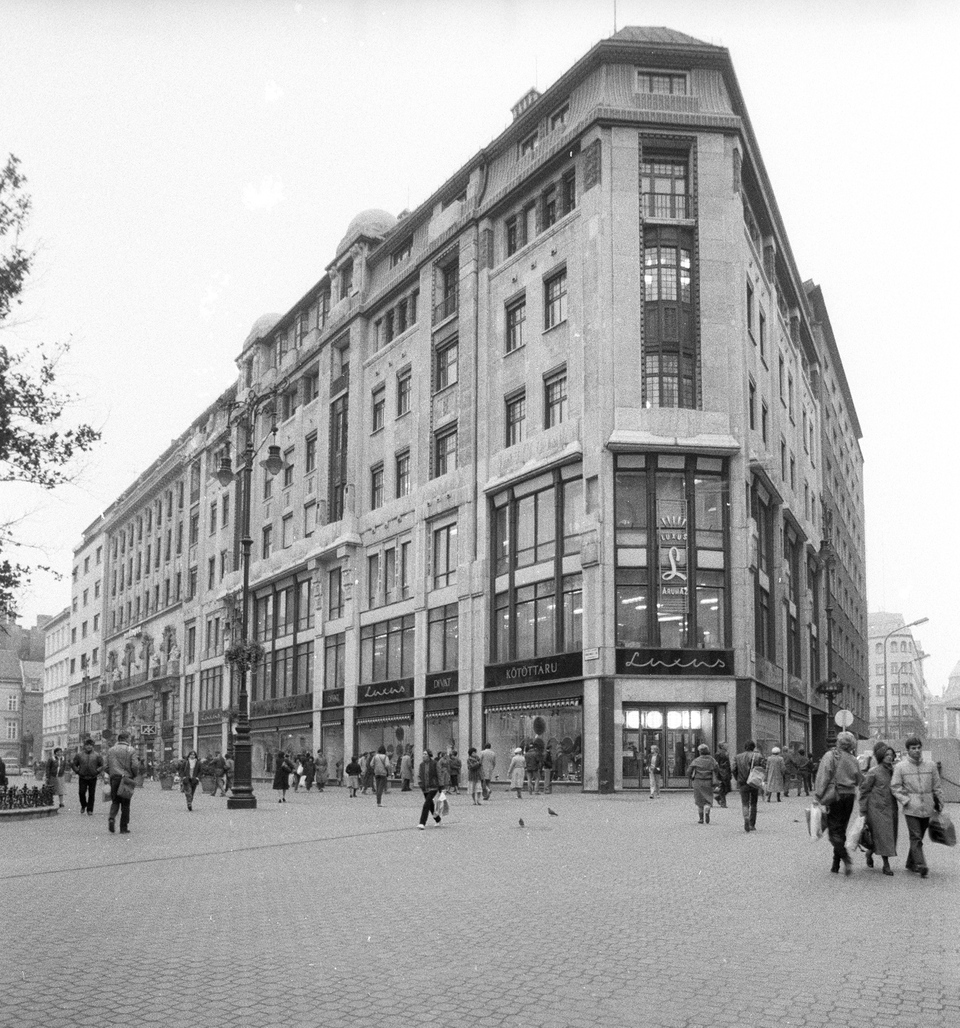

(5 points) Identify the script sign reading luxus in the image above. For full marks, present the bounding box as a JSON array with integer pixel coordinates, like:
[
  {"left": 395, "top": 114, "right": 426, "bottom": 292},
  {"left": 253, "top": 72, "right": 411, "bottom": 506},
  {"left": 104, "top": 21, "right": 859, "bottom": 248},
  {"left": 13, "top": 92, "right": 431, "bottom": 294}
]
[{"left": 357, "top": 678, "right": 414, "bottom": 704}]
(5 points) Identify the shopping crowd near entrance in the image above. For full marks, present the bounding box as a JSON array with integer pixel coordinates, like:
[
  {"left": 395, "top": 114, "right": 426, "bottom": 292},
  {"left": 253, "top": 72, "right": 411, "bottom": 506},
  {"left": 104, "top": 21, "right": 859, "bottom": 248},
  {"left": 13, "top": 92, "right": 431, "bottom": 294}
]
[{"left": 39, "top": 729, "right": 954, "bottom": 879}]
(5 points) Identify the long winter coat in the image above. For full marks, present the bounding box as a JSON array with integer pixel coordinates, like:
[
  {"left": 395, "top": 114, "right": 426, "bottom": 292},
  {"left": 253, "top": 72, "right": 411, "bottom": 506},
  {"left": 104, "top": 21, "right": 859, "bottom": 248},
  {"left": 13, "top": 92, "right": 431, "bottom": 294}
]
[
  {"left": 765, "top": 754, "right": 786, "bottom": 794},
  {"left": 508, "top": 753, "right": 526, "bottom": 789},
  {"left": 858, "top": 763, "right": 898, "bottom": 857},
  {"left": 272, "top": 756, "right": 293, "bottom": 791},
  {"left": 688, "top": 755, "right": 719, "bottom": 808}
]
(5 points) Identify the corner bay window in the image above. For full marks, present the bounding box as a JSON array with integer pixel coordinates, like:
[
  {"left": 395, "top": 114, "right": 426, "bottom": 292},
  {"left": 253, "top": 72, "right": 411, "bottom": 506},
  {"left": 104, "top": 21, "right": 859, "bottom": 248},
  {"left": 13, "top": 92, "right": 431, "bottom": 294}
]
[
  {"left": 490, "top": 464, "right": 583, "bottom": 662},
  {"left": 614, "top": 455, "right": 728, "bottom": 650}
]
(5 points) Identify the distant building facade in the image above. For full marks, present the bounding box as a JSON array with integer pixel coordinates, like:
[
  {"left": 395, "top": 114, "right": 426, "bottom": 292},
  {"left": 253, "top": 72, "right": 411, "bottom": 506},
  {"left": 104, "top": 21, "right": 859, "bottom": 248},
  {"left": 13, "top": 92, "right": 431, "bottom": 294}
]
[
  {"left": 42, "top": 607, "right": 71, "bottom": 759},
  {"left": 58, "top": 28, "right": 868, "bottom": 787},
  {"left": 868, "top": 612, "right": 929, "bottom": 740}
]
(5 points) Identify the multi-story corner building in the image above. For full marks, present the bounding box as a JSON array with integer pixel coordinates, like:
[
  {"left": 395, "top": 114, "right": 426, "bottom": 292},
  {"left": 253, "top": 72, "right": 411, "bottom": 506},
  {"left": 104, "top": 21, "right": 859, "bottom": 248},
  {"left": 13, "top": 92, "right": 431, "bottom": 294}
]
[
  {"left": 927, "top": 660, "right": 960, "bottom": 740},
  {"left": 805, "top": 283, "right": 868, "bottom": 734},
  {"left": 42, "top": 607, "right": 71, "bottom": 758},
  {"left": 868, "top": 612, "right": 929, "bottom": 741},
  {"left": 62, "top": 27, "right": 867, "bottom": 789}
]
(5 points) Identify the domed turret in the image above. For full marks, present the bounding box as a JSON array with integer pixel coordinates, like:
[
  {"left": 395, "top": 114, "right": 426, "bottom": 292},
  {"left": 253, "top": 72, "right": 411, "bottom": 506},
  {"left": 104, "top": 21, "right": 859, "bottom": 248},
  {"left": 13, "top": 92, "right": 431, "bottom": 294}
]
[
  {"left": 243, "top": 313, "right": 281, "bottom": 348},
  {"left": 336, "top": 208, "right": 396, "bottom": 259}
]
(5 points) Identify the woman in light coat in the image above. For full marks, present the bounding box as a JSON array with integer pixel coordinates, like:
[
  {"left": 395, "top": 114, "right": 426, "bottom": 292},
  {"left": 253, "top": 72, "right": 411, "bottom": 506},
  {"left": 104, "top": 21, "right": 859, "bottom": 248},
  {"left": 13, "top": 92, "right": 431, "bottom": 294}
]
[
  {"left": 859, "top": 743, "right": 898, "bottom": 876},
  {"left": 507, "top": 747, "right": 526, "bottom": 799},
  {"left": 764, "top": 747, "right": 786, "bottom": 802},
  {"left": 687, "top": 744, "right": 720, "bottom": 824}
]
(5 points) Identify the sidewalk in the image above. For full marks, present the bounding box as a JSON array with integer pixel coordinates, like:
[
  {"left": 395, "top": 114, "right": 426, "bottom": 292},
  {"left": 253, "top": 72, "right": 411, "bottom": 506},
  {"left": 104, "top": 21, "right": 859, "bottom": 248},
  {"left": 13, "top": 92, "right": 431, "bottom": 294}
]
[{"left": 3, "top": 784, "right": 958, "bottom": 1028}]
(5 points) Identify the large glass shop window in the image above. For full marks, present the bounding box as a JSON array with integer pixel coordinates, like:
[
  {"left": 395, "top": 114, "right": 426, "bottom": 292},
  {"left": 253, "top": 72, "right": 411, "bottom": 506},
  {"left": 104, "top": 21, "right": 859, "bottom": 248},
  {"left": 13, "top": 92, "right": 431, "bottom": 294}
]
[
  {"left": 483, "top": 704, "right": 583, "bottom": 785},
  {"left": 320, "top": 723, "right": 343, "bottom": 783},
  {"left": 490, "top": 465, "right": 583, "bottom": 662},
  {"left": 614, "top": 455, "right": 728, "bottom": 649},
  {"left": 425, "top": 712, "right": 459, "bottom": 760},
  {"left": 356, "top": 719, "right": 411, "bottom": 775}
]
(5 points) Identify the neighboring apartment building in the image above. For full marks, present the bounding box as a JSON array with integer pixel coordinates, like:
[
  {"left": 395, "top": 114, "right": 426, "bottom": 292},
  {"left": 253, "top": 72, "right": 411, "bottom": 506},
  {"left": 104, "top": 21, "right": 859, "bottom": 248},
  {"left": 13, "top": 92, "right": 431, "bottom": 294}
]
[
  {"left": 42, "top": 607, "right": 71, "bottom": 758},
  {"left": 61, "top": 27, "right": 867, "bottom": 789},
  {"left": 868, "top": 612, "right": 929, "bottom": 741},
  {"left": 927, "top": 660, "right": 960, "bottom": 740},
  {"left": 0, "top": 650, "right": 22, "bottom": 768},
  {"left": 67, "top": 528, "right": 107, "bottom": 749},
  {"left": 806, "top": 283, "right": 868, "bottom": 735}
]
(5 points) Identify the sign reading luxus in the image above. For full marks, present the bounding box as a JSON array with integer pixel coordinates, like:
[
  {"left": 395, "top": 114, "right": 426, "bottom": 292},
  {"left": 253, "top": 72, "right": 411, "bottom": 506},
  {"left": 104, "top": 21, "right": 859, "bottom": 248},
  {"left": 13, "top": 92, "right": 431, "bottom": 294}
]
[
  {"left": 357, "top": 679, "right": 414, "bottom": 704},
  {"left": 616, "top": 648, "right": 734, "bottom": 676},
  {"left": 485, "top": 652, "right": 583, "bottom": 689}
]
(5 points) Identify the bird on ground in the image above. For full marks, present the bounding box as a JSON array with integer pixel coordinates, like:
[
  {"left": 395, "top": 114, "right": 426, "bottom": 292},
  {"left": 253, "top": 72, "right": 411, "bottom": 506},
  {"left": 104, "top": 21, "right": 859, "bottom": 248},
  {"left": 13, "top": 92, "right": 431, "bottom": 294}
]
[
  {"left": 548, "top": 808, "right": 558, "bottom": 816},
  {"left": 518, "top": 818, "right": 525, "bottom": 827}
]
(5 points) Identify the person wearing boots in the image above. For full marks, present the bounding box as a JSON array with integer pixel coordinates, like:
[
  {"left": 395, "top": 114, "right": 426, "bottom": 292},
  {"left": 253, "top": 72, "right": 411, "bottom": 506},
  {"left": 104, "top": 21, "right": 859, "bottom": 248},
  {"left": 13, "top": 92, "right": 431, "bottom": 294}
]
[
  {"left": 688, "top": 744, "right": 720, "bottom": 824},
  {"left": 815, "top": 731, "right": 864, "bottom": 876}
]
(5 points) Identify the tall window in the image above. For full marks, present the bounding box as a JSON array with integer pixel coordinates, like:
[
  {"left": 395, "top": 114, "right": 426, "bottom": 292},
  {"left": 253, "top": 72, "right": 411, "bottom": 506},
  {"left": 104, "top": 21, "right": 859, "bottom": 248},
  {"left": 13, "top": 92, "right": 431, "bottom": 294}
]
[
  {"left": 327, "top": 568, "right": 343, "bottom": 620},
  {"left": 324, "top": 633, "right": 345, "bottom": 690},
  {"left": 261, "top": 524, "right": 273, "bottom": 559},
  {"left": 640, "top": 156, "right": 688, "bottom": 219},
  {"left": 505, "top": 392, "right": 526, "bottom": 447},
  {"left": 432, "top": 521, "right": 458, "bottom": 588},
  {"left": 434, "top": 338, "right": 458, "bottom": 391},
  {"left": 395, "top": 451, "right": 411, "bottom": 498},
  {"left": 506, "top": 297, "right": 526, "bottom": 353},
  {"left": 642, "top": 226, "right": 695, "bottom": 409},
  {"left": 305, "top": 433, "right": 317, "bottom": 474},
  {"left": 434, "top": 424, "right": 457, "bottom": 477},
  {"left": 544, "top": 269, "right": 567, "bottom": 329},
  {"left": 372, "top": 386, "right": 386, "bottom": 433},
  {"left": 544, "top": 369, "right": 567, "bottom": 428},
  {"left": 329, "top": 394, "right": 348, "bottom": 521},
  {"left": 428, "top": 603, "right": 459, "bottom": 673},
  {"left": 613, "top": 455, "right": 727, "bottom": 650},
  {"left": 360, "top": 615, "right": 415, "bottom": 682},
  {"left": 397, "top": 370, "right": 412, "bottom": 416},
  {"left": 370, "top": 464, "right": 384, "bottom": 510}
]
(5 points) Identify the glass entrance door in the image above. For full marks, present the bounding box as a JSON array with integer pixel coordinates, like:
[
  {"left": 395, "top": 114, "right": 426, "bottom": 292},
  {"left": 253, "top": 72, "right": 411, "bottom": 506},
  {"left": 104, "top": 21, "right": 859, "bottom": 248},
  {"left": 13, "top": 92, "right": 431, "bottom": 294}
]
[{"left": 622, "top": 705, "right": 716, "bottom": 788}]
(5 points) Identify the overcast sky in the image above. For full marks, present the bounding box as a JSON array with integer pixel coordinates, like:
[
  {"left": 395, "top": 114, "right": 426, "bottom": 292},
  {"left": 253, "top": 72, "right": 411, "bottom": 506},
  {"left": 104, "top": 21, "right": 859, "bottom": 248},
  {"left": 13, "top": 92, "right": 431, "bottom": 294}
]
[{"left": 2, "top": 0, "right": 958, "bottom": 695}]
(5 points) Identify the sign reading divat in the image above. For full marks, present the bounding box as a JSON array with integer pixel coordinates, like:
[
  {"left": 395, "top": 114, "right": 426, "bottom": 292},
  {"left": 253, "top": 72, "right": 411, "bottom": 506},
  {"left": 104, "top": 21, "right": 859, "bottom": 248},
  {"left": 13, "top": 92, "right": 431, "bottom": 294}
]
[
  {"left": 616, "top": 648, "right": 734, "bottom": 677},
  {"left": 322, "top": 688, "right": 344, "bottom": 708},
  {"left": 357, "top": 678, "right": 414, "bottom": 704},
  {"left": 485, "top": 652, "right": 583, "bottom": 689},
  {"left": 426, "top": 670, "right": 458, "bottom": 696}
]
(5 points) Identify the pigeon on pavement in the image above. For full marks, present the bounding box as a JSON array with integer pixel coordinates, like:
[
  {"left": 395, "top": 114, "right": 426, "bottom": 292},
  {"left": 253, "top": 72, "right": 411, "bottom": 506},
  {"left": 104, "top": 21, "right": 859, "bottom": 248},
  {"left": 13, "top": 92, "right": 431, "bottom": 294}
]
[
  {"left": 548, "top": 808, "right": 558, "bottom": 816},
  {"left": 518, "top": 818, "right": 525, "bottom": 827}
]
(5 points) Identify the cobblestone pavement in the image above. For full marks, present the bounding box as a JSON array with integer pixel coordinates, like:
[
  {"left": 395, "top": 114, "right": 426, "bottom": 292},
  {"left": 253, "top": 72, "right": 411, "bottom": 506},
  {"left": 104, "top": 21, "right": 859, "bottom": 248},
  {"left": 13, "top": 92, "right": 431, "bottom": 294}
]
[{"left": 3, "top": 783, "right": 958, "bottom": 1028}]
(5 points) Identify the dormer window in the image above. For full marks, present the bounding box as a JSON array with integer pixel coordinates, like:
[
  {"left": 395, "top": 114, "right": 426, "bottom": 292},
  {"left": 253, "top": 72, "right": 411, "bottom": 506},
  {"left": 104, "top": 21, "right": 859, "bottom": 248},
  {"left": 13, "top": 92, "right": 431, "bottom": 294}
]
[
  {"left": 549, "top": 104, "right": 569, "bottom": 132},
  {"left": 391, "top": 240, "right": 412, "bottom": 267},
  {"left": 636, "top": 70, "right": 688, "bottom": 96},
  {"left": 519, "top": 131, "right": 539, "bottom": 158}
]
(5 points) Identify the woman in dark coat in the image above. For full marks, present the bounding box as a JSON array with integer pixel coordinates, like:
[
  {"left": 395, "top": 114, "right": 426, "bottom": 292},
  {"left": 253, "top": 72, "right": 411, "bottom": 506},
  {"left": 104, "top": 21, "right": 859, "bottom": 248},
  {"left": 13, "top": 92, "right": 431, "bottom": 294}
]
[
  {"left": 272, "top": 751, "right": 294, "bottom": 803},
  {"left": 714, "top": 743, "right": 732, "bottom": 807},
  {"left": 180, "top": 750, "right": 201, "bottom": 812},
  {"left": 417, "top": 750, "right": 442, "bottom": 829},
  {"left": 859, "top": 743, "right": 898, "bottom": 875},
  {"left": 688, "top": 744, "right": 720, "bottom": 824}
]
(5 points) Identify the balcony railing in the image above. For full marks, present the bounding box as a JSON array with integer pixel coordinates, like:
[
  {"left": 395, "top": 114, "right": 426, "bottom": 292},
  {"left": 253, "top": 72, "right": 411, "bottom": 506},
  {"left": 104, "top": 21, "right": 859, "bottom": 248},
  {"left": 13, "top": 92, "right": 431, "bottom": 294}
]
[
  {"left": 643, "top": 192, "right": 690, "bottom": 220},
  {"left": 433, "top": 287, "right": 459, "bottom": 325}
]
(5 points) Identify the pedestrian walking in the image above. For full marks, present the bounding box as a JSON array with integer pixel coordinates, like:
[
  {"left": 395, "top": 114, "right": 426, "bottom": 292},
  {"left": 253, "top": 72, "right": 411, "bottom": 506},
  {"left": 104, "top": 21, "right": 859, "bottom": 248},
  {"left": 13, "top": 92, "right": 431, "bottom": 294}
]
[
  {"left": 272, "top": 752, "right": 294, "bottom": 803},
  {"left": 417, "top": 749, "right": 442, "bottom": 829},
  {"left": 714, "top": 743, "right": 731, "bottom": 807},
  {"left": 45, "top": 747, "right": 68, "bottom": 809},
  {"left": 480, "top": 742, "right": 496, "bottom": 801},
  {"left": 71, "top": 739, "right": 104, "bottom": 816},
  {"left": 859, "top": 743, "right": 898, "bottom": 876},
  {"left": 524, "top": 745, "right": 541, "bottom": 795},
  {"left": 765, "top": 747, "right": 786, "bottom": 802},
  {"left": 334, "top": 757, "right": 344, "bottom": 786},
  {"left": 795, "top": 748, "right": 813, "bottom": 796},
  {"left": 466, "top": 747, "right": 483, "bottom": 805},
  {"left": 646, "top": 745, "right": 662, "bottom": 799},
  {"left": 106, "top": 731, "right": 141, "bottom": 834},
  {"left": 372, "top": 744, "right": 391, "bottom": 806},
  {"left": 732, "top": 740, "right": 766, "bottom": 832},
  {"left": 508, "top": 747, "right": 526, "bottom": 799},
  {"left": 814, "top": 731, "right": 864, "bottom": 876},
  {"left": 212, "top": 750, "right": 228, "bottom": 796},
  {"left": 542, "top": 747, "right": 554, "bottom": 794},
  {"left": 180, "top": 750, "right": 201, "bottom": 811},
  {"left": 223, "top": 753, "right": 234, "bottom": 794},
  {"left": 448, "top": 749, "right": 462, "bottom": 794},
  {"left": 688, "top": 744, "right": 720, "bottom": 824},
  {"left": 292, "top": 756, "right": 304, "bottom": 792},
  {"left": 315, "top": 750, "right": 328, "bottom": 791},
  {"left": 302, "top": 754, "right": 315, "bottom": 791},
  {"left": 345, "top": 756, "right": 361, "bottom": 797},
  {"left": 437, "top": 750, "right": 451, "bottom": 792},
  {"left": 400, "top": 747, "right": 413, "bottom": 792},
  {"left": 890, "top": 735, "right": 945, "bottom": 880},
  {"left": 359, "top": 752, "right": 372, "bottom": 794}
]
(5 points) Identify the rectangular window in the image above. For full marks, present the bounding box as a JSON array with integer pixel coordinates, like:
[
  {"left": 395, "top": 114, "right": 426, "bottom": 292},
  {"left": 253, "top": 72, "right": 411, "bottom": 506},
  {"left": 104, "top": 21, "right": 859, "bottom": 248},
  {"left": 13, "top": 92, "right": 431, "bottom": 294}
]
[
  {"left": 544, "top": 369, "right": 567, "bottom": 428},
  {"left": 304, "top": 368, "right": 320, "bottom": 404},
  {"left": 221, "top": 494, "right": 229, "bottom": 529},
  {"left": 359, "top": 614, "right": 415, "bottom": 683},
  {"left": 759, "top": 310, "right": 767, "bottom": 361},
  {"left": 281, "top": 513, "right": 293, "bottom": 549},
  {"left": 505, "top": 391, "right": 526, "bottom": 447},
  {"left": 428, "top": 602, "right": 459, "bottom": 673},
  {"left": 748, "top": 379, "right": 756, "bottom": 431},
  {"left": 434, "top": 425, "right": 457, "bottom": 477},
  {"left": 637, "top": 70, "right": 687, "bottom": 95},
  {"left": 263, "top": 471, "right": 272, "bottom": 500},
  {"left": 372, "top": 386, "right": 386, "bottom": 433},
  {"left": 305, "top": 433, "right": 317, "bottom": 474},
  {"left": 544, "top": 270, "right": 567, "bottom": 329},
  {"left": 324, "top": 633, "right": 345, "bottom": 691},
  {"left": 397, "top": 370, "right": 412, "bottom": 416},
  {"left": 400, "top": 539, "right": 411, "bottom": 598},
  {"left": 282, "top": 448, "right": 294, "bottom": 489},
  {"left": 542, "top": 183, "right": 558, "bottom": 229},
  {"left": 561, "top": 169, "right": 577, "bottom": 215},
  {"left": 328, "top": 568, "right": 344, "bottom": 620},
  {"left": 371, "top": 464, "right": 384, "bottom": 510},
  {"left": 367, "top": 552, "right": 380, "bottom": 607},
  {"left": 550, "top": 104, "right": 569, "bottom": 132},
  {"left": 746, "top": 280, "right": 754, "bottom": 337},
  {"left": 506, "top": 297, "right": 526, "bottom": 353},
  {"left": 506, "top": 214, "right": 520, "bottom": 256},
  {"left": 761, "top": 402, "right": 769, "bottom": 445},
  {"left": 640, "top": 156, "right": 688, "bottom": 219},
  {"left": 432, "top": 521, "right": 458, "bottom": 589},
  {"left": 519, "top": 130, "right": 538, "bottom": 157},
  {"left": 261, "top": 524, "right": 272, "bottom": 559},
  {"left": 434, "top": 339, "right": 458, "bottom": 391},
  {"left": 207, "top": 558, "right": 215, "bottom": 590},
  {"left": 303, "top": 500, "right": 316, "bottom": 537},
  {"left": 395, "top": 451, "right": 411, "bottom": 498}
]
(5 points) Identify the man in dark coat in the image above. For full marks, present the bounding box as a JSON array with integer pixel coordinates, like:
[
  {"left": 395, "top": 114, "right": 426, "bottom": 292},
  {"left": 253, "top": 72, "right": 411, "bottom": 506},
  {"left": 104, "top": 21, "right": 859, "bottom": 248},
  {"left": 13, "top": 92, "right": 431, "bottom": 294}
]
[{"left": 732, "top": 740, "right": 766, "bottom": 833}]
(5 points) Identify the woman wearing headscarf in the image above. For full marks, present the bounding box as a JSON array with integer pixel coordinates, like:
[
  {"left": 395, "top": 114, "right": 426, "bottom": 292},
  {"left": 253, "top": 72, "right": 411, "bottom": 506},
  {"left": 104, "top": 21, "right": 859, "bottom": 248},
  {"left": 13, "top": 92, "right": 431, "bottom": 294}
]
[
  {"left": 814, "top": 731, "right": 864, "bottom": 875},
  {"left": 764, "top": 746, "right": 786, "bottom": 802},
  {"left": 508, "top": 747, "right": 526, "bottom": 799},
  {"left": 687, "top": 744, "right": 720, "bottom": 824},
  {"left": 859, "top": 742, "right": 898, "bottom": 876}
]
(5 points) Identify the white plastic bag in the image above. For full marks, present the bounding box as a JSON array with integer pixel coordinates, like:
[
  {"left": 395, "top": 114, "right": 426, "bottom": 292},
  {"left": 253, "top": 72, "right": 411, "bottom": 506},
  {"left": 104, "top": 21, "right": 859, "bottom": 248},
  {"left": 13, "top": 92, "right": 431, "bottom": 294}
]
[
  {"left": 845, "top": 814, "right": 865, "bottom": 852},
  {"left": 805, "top": 803, "right": 824, "bottom": 840},
  {"left": 436, "top": 790, "right": 450, "bottom": 817}
]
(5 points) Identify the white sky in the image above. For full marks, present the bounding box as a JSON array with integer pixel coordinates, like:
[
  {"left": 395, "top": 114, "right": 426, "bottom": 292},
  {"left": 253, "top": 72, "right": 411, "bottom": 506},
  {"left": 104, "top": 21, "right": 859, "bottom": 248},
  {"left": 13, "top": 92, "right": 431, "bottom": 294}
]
[{"left": 2, "top": 0, "right": 958, "bottom": 695}]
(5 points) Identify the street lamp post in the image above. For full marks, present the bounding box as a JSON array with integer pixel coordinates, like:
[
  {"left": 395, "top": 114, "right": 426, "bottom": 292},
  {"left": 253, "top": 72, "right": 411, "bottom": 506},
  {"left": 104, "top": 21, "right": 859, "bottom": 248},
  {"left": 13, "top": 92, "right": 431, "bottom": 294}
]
[
  {"left": 882, "top": 617, "right": 928, "bottom": 740},
  {"left": 217, "top": 389, "right": 283, "bottom": 812},
  {"left": 816, "top": 673, "right": 844, "bottom": 749}
]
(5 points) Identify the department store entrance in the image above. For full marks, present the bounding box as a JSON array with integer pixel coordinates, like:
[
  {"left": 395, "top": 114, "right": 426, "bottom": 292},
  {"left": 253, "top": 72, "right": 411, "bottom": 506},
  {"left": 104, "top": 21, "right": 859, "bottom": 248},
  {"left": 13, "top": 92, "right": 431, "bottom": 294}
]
[{"left": 622, "top": 705, "right": 718, "bottom": 788}]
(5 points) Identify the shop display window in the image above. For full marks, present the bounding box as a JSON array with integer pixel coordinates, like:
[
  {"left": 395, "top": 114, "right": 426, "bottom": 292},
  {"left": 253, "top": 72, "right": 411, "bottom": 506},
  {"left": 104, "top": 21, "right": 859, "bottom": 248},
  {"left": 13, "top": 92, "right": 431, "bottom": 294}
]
[
  {"left": 483, "top": 705, "right": 582, "bottom": 785},
  {"left": 356, "top": 720, "right": 411, "bottom": 775},
  {"left": 425, "top": 714, "right": 459, "bottom": 758}
]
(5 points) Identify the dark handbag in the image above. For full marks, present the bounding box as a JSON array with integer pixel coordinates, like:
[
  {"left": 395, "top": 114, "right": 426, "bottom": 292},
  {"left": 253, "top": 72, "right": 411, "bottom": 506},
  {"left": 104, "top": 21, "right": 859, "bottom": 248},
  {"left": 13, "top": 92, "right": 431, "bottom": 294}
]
[
  {"left": 818, "top": 783, "right": 838, "bottom": 807},
  {"left": 859, "top": 822, "right": 874, "bottom": 851},
  {"left": 117, "top": 776, "right": 136, "bottom": 800}
]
